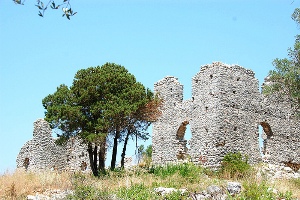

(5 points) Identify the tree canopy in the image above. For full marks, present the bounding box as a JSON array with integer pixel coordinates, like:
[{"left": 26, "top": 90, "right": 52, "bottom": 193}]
[
  {"left": 263, "top": 8, "right": 300, "bottom": 117},
  {"left": 42, "top": 63, "right": 161, "bottom": 175}
]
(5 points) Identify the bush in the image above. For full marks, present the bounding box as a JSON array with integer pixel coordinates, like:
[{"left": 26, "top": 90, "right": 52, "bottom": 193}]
[
  {"left": 219, "top": 152, "right": 251, "bottom": 179},
  {"left": 117, "top": 183, "right": 154, "bottom": 200},
  {"left": 239, "top": 180, "right": 275, "bottom": 199},
  {"left": 68, "top": 172, "right": 111, "bottom": 200}
]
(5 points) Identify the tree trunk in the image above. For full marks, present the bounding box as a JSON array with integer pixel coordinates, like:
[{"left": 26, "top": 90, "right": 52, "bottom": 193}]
[
  {"left": 93, "top": 145, "right": 98, "bottom": 174},
  {"left": 121, "top": 130, "right": 130, "bottom": 168},
  {"left": 110, "top": 127, "right": 120, "bottom": 170},
  {"left": 98, "top": 139, "right": 106, "bottom": 171},
  {"left": 88, "top": 143, "right": 98, "bottom": 176}
]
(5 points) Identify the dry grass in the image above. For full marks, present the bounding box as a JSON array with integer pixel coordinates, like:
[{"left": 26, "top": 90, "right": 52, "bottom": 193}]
[
  {"left": 0, "top": 165, "right": 299, "bottom": 199},
  {"left": 273, "top": 178, "right": 300, "bottom": 198},
  {"left": 0, "top": 169, "right": 72, "bottom": 199}
]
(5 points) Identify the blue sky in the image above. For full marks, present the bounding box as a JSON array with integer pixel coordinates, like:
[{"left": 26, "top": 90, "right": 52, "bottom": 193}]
[{"left": 0, "top": 0, "right": 298, "bottom": 173}]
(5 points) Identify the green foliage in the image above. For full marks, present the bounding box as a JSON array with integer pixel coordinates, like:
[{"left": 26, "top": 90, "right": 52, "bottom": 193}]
[
  {"left": 137, "top": 145, "right": 153, "bottom": 168},
  {"left": 219, "top": 152, "right": 251, "bottom": 179},
  {"left": 263, "top": 8, "right": 300, "bottom": 117},
  {"left": 278, "top": 191, "right": 294, "bottom": 200},
  {"left": 68, "top": 173, "right": 98, "bottom": 199},
  {"left": 292, "top": 8, "right": 300, "bottom": 26},
  {"left": 238, "top": 181, "right": 295, "bottom": 200},
  {"left": 117, "top": 183, "right": 187, "bottom": 200},
  {"left": 43, "top": 62, "right": 155, "bottom": 174},
  {"left": 239, "top": 181, "right": 275, "bottom": 200},
  {"left": 149, "top": 163, "right": 203, "bottom": 182},
  {"left": 145, "top": 144, "right": 152, "bottom": 159},
  {"left": 117, "top": 183, "right": 154, "bottom": 200}
]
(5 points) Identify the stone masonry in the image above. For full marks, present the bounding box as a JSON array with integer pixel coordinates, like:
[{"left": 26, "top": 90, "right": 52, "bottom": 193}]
[
  {"left": 16, "top": 119, "right": 90, "bottom": 171},
  {"left": 152, "top": 62, "right": 300, "bottom": 168}
]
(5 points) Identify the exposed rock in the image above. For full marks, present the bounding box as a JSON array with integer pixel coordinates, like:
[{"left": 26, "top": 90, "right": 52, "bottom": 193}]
[
  {"left": 27, "top": 189, "right": 73, "bottom": 200},
  {"left": 227, "top": 182, "right": 241, "bottom": 196},
  {"left": 259, "top": 163, "right": 300, "bottom": 179},
  {"left": 207, "top": 185, "right": 226, "bottom": 200},
  {"left": 154, "top": 187, "right": 187, "bottom": 196},
  {"left": 189, "top": 191, "right": 210, "bottom": 200}
]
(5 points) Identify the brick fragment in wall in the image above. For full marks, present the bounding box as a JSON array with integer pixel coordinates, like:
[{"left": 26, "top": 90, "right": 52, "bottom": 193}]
[{"left": 152, "top": 62, "right": 300, "bottom": 167}]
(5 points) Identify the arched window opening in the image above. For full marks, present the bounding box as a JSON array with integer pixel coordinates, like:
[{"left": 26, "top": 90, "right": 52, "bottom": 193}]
[
  {"left": 258, "top": 122, "right": 273, "bottom": 156},
  {"left": 176, "top": 121, "right": 189, "bottom": 140},
  {"left": 176, "top": 121, "right": 191, "bottom": 161},
  {"left": 185, "top": 124, "right": 192, "bottom": 149}
]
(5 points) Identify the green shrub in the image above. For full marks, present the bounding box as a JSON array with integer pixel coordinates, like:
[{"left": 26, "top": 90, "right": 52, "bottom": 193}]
[
  {"left": 278, "top": 191, "right": 294, "bottom": 200},
  {"left": 117, "top": 183, "right": 155, "bottom": 200},
  {"left": 148, "top": 164, "right": 179, "bottom": 178},
  {"left": 219, "top": 152, "right": 251, "bottom": 179},
  {"left": 149, "top": 162, "right": 203, "bottom": 181},
  {"left": 239, "top": 181, "right": 275, "bottom": 200},
  {"left": 67, "top": 173, "right": 111, "bottom": 200},
  {"left": 237, "top": 180, "right": 296, "bottom": 200}
]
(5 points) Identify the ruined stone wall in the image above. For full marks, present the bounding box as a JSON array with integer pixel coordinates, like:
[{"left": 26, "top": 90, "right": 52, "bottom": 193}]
[
  {"left": 152, "top": 76, "right": 191, "bottom": 164},
  {"left": 16, "top": 119, "right": 90, "bottom": 171},
  {"left": 260, "top": 77, "right": 300, "bottom": 166},
  {"left": 152, "top": 62, "right": 300, "bottom": 168}
]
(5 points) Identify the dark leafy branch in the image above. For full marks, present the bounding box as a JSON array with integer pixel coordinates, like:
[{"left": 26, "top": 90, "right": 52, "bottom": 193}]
[{"left": 12, "top": 0, "right": 76, "bottom": 20}]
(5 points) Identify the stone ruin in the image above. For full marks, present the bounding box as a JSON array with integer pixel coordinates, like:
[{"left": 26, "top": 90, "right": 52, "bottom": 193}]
[
  {"left": 16, "top": 62, "right": 299, "bottom": 172},
  {"left": 152, "top": 62, "right": 300, "bottom": 169},
  {"left": 16, "top": 119, "right": 90, "bottom": 171}
]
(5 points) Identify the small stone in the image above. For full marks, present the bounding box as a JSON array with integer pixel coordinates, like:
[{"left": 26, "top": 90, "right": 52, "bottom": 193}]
[
  {"left": 207, "top": 185, "right": 226, "bottom": 200},
  {"left": 207, "top": 185, "right": 222, "bottom": 195},
  {"left": 190, "top": 193, "right": 208, "bottom": 200},
  {"left": 273, "top": 171, "right": 283, "bottom": 179},
  {"left": 227, "top": 182, "right": 241, "bottom": 196},
  {"left": 283, "top": 167, "right": 293, "bottom": 172},
  {"left": 27, "top": 195, "right": 36, "bottom": 200},
  {"left": 154, "top": 187, "right": 177, "bottom": 196}
]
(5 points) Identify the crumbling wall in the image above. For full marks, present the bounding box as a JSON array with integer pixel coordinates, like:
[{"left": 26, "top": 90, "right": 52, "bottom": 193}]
[
  {"left": 152, "top": 62, "right": 300, "bottom": 168},
  {"left": 260, "top": 77, "right": 300, "bottom": 166},
  {"left": 152, "top": 76, "right": 192, "bottom": 164},
  {"left": 16, "top": 119, "right": 90, "bottom": 171}
]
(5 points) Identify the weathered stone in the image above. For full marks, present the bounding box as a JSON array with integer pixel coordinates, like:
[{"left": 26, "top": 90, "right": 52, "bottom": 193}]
[
  {"left": 152, "top": 62, "right": 300, "bottom": 168},
  {"left": 206, "top": 185, "right": 226, "bottom": 200},
  {"left": 27, "top": 190, "right": 73, "bottom": 200},
  {"left": 227, "top": 182, "right": 241, "bottom": 196},
  {"left": 17, "top": 119, "right": 94, "bottom": 172},
  {"left": 154, "top": 187, "right": 187, "bottom": 196},
  {"left": 190, "top": 191, "right": 210, "bottom": 200},
  {"left": 27, "top": 195, "right": 37, "bottom": 200}
]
